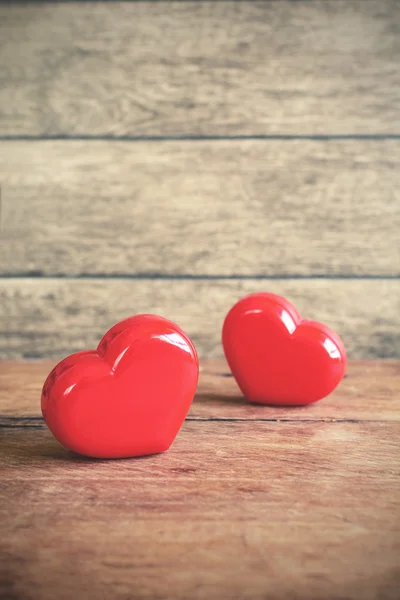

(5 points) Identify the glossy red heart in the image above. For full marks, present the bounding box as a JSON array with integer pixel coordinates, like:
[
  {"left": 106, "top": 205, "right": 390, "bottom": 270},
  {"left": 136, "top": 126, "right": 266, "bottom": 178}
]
[
  {"left": 41, "top": 314, "right": 199, "bottom": 458},
  {"left": 222, "top": 293, "right": 347, "bottom": 406}
]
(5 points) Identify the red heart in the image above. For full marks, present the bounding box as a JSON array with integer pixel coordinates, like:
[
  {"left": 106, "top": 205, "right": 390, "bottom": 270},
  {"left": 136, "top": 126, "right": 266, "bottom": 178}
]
[
  {"left": 222, "top": 293, "right": 347, "bottom": 406},
  {"left": 41, "top": 315, "right": 199, "bottom": 458}
]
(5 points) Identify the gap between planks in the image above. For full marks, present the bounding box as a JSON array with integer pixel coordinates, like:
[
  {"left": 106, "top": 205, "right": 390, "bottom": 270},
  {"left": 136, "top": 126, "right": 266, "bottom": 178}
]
[
  {"left": 1, "top": 274, "right": 399, "bottom": 280},
  {"left": 0, "top": 417, "right": 394, "bottom": 428},
  {"left": 1, "top": 135, "right": 400, "bottom": 141}
]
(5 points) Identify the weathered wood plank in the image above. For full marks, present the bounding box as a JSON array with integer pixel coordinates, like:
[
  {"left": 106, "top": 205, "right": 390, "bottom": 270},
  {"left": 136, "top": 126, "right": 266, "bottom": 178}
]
[
  {"left": 1, "top": 279, "right": 399, "bottom": 359},
  {"left": 1, "top": 140, "right": 399, "bottom": 276},
  {"left": 0, "top": 1, "right": 399, "bottom": 136},
  {"left": 1, "top": 422, "right": 399, "bottom": 600},
  {"left": 1, "top": 359, "right": 399, "bottom": 422}
]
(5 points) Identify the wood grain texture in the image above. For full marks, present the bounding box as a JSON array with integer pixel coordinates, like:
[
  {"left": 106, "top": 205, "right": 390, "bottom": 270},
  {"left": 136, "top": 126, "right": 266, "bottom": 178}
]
[
  {"left": 1, "top": 359, "right": 399, "bottom": 422},
  {"left": 1, "top": 361, "right": 399, "bottom": 598},
  {"left": 1, "top": 278, "right": 399, "bottom": 359},
  {"left": 0, "top": 1, "right": 399, "bottom": 136},
  {"left": 1, "top": 421, "right": 400, "bottom": 600},
  {"left": 1, "top": 140, "right": 399, "bottom": 276}
]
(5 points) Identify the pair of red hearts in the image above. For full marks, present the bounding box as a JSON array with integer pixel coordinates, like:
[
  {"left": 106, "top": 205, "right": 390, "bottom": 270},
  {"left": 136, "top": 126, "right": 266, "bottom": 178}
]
[{"left": 42, "top": 293, "right": 347, "bottom": 459}]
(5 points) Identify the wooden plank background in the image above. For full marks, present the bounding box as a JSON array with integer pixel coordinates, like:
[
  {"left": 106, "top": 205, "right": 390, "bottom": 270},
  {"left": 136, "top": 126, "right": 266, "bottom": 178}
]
[
  {"left": 0, "top": 0, "right": 399, "bottom": 359},
  {"left": 1, "top": 140, "right": 399, "bottom": 276},
  {"left": 1, "top": 0, "right": 399, "bottom": 135},
  {"left": 1, "top": 279, "right": 399, "bottom": 359}
]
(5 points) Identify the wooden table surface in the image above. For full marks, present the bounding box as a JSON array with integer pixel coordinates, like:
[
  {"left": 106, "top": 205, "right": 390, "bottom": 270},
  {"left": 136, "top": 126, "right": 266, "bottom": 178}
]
[{"left": 1, "top": 359, "right": 400, "bottom": 600}]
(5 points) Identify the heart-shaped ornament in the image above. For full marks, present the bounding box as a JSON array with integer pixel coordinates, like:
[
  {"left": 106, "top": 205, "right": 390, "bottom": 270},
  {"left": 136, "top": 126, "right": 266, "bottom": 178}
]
[
  {"left": 222, "top": 293, "right": 347, "bottom": 406},
  {"left": 41, "top": 314, "right": 199, "bottom": 458}
]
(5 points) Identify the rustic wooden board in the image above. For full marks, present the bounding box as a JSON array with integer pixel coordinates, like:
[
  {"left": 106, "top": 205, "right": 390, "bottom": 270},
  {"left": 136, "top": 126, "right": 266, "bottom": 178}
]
[
  {"left": 1, "top": 140, "right": 400, "bottom": 276},
  {"left": 1, "top": 359, "right": 399, "bottom": 423},
  {"left": 1, "top": 421, "right": 400, "bottom": 600},
  {"left": 1, "top": 1, "right": 399, "bottom": 136},
  {"left": 1, "top": 278, "right": 399, "bottom": 359}
]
